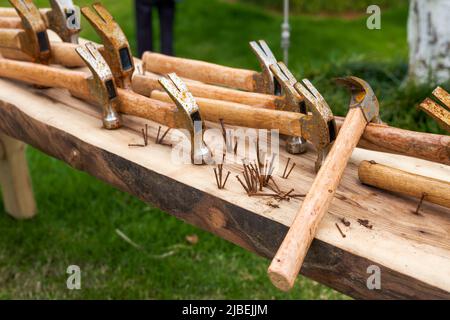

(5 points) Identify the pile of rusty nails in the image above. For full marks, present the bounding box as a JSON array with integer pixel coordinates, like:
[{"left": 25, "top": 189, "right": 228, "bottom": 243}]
[{"left": 235, "top": 157, "right": 305, "bottom": 201}]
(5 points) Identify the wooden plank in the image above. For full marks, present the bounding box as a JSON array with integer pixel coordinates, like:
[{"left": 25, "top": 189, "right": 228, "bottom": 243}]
[
  {"left": 0, "top": 132, "right": 36, "bottom": 219},
  {"left": 0, "top": 79, "right": 449, "bottom": 299}
]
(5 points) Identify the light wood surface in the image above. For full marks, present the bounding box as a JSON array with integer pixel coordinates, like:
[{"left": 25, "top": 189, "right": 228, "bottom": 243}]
[
  {"left": 0, "top": 133, "right": 36, "bottom": 219},
  {"left": 268, "top": 107, "right": 369, "bottom": 291},
  {"left": 142, "top": 51, "right": 258, "bottom": 91},
  {"left": 0, "top": 79, "right": 449, "bottom": 299},
  {"left": 358, "top": 160, "right": 450, "bottom": 209}
]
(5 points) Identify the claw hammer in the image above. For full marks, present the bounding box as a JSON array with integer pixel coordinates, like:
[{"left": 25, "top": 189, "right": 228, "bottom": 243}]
[
  {"left": 134, "top": 63, "right": 337, "bottom": 169},
  {"left": 0, "top": 0, "right": 81, "bottom": 43},
  {"left": 0, "top": 0, "right": 134, "bottom": 88},
  {"left": 268, "top": 76, "right": 380, "bottom": 291},
  {"left": 142, "top": 40, "right": 279, "bottom": 94},
  {"left": 0, "top": 44, "right": 210, "bottom": 165}
]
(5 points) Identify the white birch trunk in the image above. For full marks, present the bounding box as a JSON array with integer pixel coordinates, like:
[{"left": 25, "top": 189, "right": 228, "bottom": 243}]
[{"left": 407, "top": 0, "right": 450, "bottom": 84}]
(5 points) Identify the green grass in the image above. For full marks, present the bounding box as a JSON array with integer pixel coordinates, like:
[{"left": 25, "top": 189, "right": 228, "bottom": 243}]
[{"left": 0, "top": 0, "right": 447, "bottom": 299}]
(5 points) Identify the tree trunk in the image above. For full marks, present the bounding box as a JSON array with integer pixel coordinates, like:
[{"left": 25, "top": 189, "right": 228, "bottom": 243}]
[{"left": 407, "top": 0, "right": 450, "bottom": 84}]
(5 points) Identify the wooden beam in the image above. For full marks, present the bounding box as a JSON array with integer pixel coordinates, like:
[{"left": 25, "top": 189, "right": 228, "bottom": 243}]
[
  {"left": 0, "top": 79, "right": 449, "bottom": 299},
  {"left": 0, "top": 132, "right": 36, "bottom": 219}
]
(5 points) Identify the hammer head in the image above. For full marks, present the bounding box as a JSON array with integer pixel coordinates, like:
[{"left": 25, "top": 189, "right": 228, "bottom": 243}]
[
  {"left": 295, "top": 79, "right": 337, "bottom": 171},
  {"left": 82, "top": 3, "right": 134, "bottom": 89},
  {"left": 46, "top": 0, "right": 81, "bottom": 44},
  {"left": 270, "top": 62, "right": 304, "bottom": 113},
  {"left": 9, "top": 0, "right": 51, "bottom": 64},
  {"left": 159, "top": 73, "right": 211, "bottom": 165},
  {"left": 269, "top": 61, "right": 310, "bottom": 154},
  {"left": 335, "top": 76, "right": 381, "bottom": 124},
  {"left": 76, "top": 42, "right": 121, "bottom": 130},
  {"left": 249, "top": 40, "right": 279, "bottom": 95}
]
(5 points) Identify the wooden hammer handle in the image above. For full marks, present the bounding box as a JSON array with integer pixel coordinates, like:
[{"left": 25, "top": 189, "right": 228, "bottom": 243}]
[
  {"left": 51, "top": 42, "right": 85, "bottom": 67},
  {"left": 132, "top": 73, "right": 279, "bottom": 109},
  {"left": 0, "top": 57, "right": 89, "bottom": 96},
  {"left": 0, "top": 38, "right": 90, "bottom": 68},
  {"left": 0, "top": 17, "right": 22, "bottom": 28},
  {"left": 268, "top": 107, "right": 368, "bottom": 291},
  {"left": 149, "top": 90, "right": 303, "bottom": 136},
  {"left": 142, "top": 52, "right": 258, "bottom": 92},
  {"left": 336, "top": 118, "right": 450, "bottom": 166},
  {"left": 0, "top": 7, "right": 50, "bottom": 18},
  {"left": 358, "top": 160, "right": 450, "bottom": 209},
  {"left": 0, "top": 57, "right": 178, "bottom": 127},
  {"left": 117, "top": 89, "right": 177, "bottom": 128},
  {"left": 0, "top": 8, "right": 18, "bottom": 17}
]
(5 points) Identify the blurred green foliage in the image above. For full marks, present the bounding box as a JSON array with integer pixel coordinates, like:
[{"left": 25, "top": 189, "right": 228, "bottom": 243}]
[{"left": 237, "top": 0, "right": 407, "bottom": 15}]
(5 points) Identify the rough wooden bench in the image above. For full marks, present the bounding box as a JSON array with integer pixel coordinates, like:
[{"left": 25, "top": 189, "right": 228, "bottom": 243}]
[{"left": 0, "top": 78, "right": 449, "bottom": 299}]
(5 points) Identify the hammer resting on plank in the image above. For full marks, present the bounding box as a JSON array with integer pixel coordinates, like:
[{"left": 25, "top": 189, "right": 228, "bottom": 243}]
[
  {"left": 137, "top": 80, "right": 337, "bottom": 170},
  {"left": 0, "top": 44, "right": 211, "bottom": 165},
  {"left": 134, "top": 61, "right": 335, "bottom": 158},
  {"left": 0, "top": 43, "right": 176, "bottom": 130},
  {"left": 0, "top": 0, "right": 80, "bottom": 43},
  {"left": 268, "top": 76, "right": 381, "bottom": 291},
  {"left": 142, "top": 40, "right": 279, "bottom": 94},
  {"left": 0, "top": 0, "right": 134, "bottom": 84},
  {"left": 133, "top": 67, "right": 450, "bottom": 166},
  {"left": 134, "top": 64, "right": 338, "bottom": 170}
]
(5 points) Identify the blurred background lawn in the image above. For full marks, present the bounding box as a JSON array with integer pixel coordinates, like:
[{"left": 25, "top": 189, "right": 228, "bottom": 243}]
[{"left": 0, "top": 0, "right": 446, "bottom": 299}]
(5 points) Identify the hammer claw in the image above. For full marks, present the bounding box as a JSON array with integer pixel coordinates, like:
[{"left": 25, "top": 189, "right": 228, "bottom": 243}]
[
  {"left": 159, "top": 73, "right": 211, "bottom": 165},
  {"left": 249, "top": 40, "right": 276, "bottom": 65},
  {"left": 301, "top": 79, "right": 330, "bottom": 110},
  {"left": 81, "top": 6, "right": 105, "bottom": 28},
  {"left": 295, "top": 81, "right": 316, "bottom": 106},
  {"left": 269, "top": 62, "right": 303, "bottom": 113},
  {"left": 47, "top": 0, "right": 81, "bottom": 44},
  {"left": 160, "top": 73, "right": 199, "bottom": 115},
  {"left": 82, "top": 3, "right": 134, "bottom": 89},
  {"left": 249, "top": 40, "right": 277, "bottom": 94},
  {"left": 92, "top": 2, "right": 114, "bottom": 23}
]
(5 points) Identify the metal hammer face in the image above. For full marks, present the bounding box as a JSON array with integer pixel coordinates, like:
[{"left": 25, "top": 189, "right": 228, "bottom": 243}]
[
  {"left": 249, "top": 40, "right": 279, "bottom": 95},
  {"left": 8, "top": 0, "right": 50, "bottom": 64},
  {"left": 159, "top": 73, "right": 211, "bottom": 165},
  {"left": 82, "top": 3, "right": 134, "bottom": 90},
  {"left": 46, "top": 0, "right": 81, "bottom": 44},
  {"left": 76, "top": 42, "right": 121, "bottom": 130},
  {"left": 335, "top": 76, "right": 381, "bottom": 124}
]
